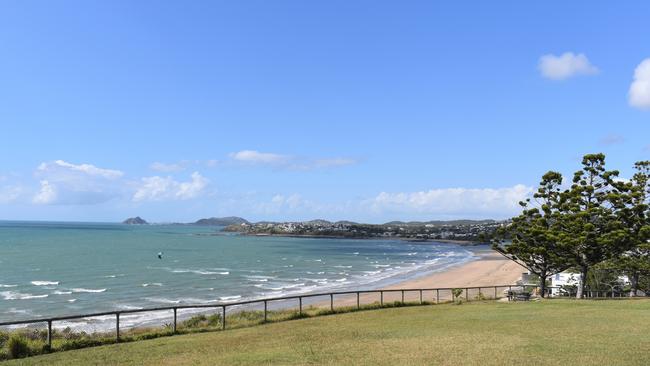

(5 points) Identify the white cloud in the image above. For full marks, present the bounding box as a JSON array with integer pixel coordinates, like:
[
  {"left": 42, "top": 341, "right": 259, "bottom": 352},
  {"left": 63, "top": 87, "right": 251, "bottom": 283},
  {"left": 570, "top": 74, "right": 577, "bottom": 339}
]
[
  {"left": 150, "top": 161, "right": 188, "bottom": 173},
  {"left": 0, "top": 185, "right": 23, "bottom": 204},
  {"left": 177, "top": 172, "right": 209, "bottom": 199},
  {"left": 538, "top": 52, "right": 599, "bottom": 80},
  {"left": 133, "top": 172, "right": 208, "bottom": 202},
  {"left": 205, "top": 159, "right": 220, "bottom": 168},
  {"left": 32, "top": 160, "right": 124, "bottom": 205},
  {"left": 229, "top": 150, "right": 290, "bottom": 164},
  {"left": 366, "top": 185, "right": 533, "bottom": 218},
  {"left": 38, "top": 160, "right": 123, "bottom": 179},
  {"left": 599, "top": 133, "right": 625, "bottom": 146},
  {"left": 270, "top": 194, "right": 306, "bottom": 210},
  {"left": 629, "top": 58, "right": 650, "bottom": 109},
  {"left": 312, "top": 158, "right": 357, "bottom": 168},
  {"left": 32, "top": 180, "right": 57, "bottom": 205},
  {"left": 229, "top": 150, "right": 357, "bottom": 170}
]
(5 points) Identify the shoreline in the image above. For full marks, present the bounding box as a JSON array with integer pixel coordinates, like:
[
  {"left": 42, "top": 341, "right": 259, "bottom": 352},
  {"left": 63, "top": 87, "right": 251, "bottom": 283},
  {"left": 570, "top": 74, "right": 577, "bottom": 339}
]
[
  {"left": 385, "top": 248, "right": 524, "bottom": 289},
  {"left": 311, "top": 246, "right": 525, "bottom": 307},
  {"left": 226, "top": 232, "right": 485, "bottom": 246}
]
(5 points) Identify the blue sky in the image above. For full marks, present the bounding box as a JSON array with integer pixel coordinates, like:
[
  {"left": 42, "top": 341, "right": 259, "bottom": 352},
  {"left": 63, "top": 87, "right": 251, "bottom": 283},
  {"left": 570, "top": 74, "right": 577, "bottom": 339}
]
[{"left": 1, "top": 1, "right": 649, "bottom": 223}]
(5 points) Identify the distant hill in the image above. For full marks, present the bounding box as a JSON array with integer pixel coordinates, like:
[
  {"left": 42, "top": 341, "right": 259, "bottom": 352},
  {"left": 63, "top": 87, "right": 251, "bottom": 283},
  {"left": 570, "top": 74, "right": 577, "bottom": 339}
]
[
  {"left": 383, "top": 219, "right": 497, "bottom": 226},
  {"left": 305, "top": 219, "right": 332, "bottom": 225},
  {"left": 122, "top": 216, "right": 148, "bottom": 225},
  {"left": 334, "top": 220, "right": 359, "bottom": 225},
  {"left": 193, "top": 217, "right": 249, "bottom": 226}
]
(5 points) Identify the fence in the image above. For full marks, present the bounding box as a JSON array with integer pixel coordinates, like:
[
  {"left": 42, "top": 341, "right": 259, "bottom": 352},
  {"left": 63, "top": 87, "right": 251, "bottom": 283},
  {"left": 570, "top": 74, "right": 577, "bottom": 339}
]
[{"left": 0, "top": 283, "right": 639, "bottom": 349}]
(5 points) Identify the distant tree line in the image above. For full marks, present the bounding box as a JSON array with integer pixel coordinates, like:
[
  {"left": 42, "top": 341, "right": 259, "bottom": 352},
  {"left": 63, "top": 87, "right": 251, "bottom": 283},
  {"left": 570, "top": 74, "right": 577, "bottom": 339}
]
[{"left": 493, "top": 154, "right": 650, "bottom": 298}]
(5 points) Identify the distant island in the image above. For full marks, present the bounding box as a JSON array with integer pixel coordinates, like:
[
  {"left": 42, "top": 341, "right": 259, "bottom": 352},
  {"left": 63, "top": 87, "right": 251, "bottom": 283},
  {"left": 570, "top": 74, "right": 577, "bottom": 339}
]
[
  {"left": 223, "top": 219, "right": 500, "bottom": 244},
  {"left": 121, "top": 216, "right": 248, "bottom": 226},
  {"left": 122, "top": 216, "right": 148, "bottom": 225}
]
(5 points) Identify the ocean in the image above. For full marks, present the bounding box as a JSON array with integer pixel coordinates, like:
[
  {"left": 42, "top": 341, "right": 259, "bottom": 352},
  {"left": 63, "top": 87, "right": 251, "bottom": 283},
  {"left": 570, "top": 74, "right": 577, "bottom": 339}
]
[{"left": 0, "top": 221, "right": 475, "bottom": 330}]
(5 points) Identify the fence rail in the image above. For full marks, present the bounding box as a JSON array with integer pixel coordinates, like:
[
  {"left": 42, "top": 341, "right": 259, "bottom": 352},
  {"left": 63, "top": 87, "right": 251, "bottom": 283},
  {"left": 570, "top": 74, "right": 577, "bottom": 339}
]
[{"left": 0, "top": 283, "right": 636, "bottom": 348}]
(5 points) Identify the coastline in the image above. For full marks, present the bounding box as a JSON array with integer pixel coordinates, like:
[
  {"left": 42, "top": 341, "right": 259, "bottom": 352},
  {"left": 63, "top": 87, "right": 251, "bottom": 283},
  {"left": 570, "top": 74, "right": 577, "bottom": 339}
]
[
  {"left": 386, "top": 247, "right": 524, "bottom": 289},
  {"left": 316, "top": 247, "right": 525, "bottom": 307},
  {"left": 232, "top": 232, "right": 485, "bottom": 246}
]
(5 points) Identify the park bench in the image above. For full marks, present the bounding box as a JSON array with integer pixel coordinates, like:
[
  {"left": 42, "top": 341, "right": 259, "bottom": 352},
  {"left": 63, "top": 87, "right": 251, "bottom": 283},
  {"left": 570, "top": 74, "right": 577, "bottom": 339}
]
[{"left": 506, "top": 290, "right": 531, "bottom": 301}]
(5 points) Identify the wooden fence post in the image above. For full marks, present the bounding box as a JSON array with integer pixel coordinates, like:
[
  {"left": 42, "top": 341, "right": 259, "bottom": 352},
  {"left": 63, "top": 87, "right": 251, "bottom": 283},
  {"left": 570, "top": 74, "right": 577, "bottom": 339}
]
[
  {"left": 264, "top": 300, "right": 268, "bottom": 322},
  {"left": 380, "top": 291, "right": 384, "bottom": 306},
  {"left": 116, "top": 313, "right": 120, "bottom": 342},
  {"left": 299, "top": 297, "right": 302, "bottom": 315},
  {"left": 357, "top": 292, "right": 360, "bottom": 309},
  {"left": 419, "top": 290, "right": 423, "bottom": 304},
  {"left": 222, "top": 306, "right": 226, "bottom": 330},
  {"left": 173, "top": 308, "right": 177, "bottom": 333},
  {"left": 47, "top": 320, "right": 52, "bottom": 349},
  {"left": 330, "top": 294, "right": 334, "bottom": 312}
]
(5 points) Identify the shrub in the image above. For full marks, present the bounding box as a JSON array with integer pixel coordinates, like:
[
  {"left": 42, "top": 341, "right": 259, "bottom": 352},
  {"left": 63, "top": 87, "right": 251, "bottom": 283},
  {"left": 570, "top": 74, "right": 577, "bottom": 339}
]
[
  {"left": 451, "top": 288, "right": 463, "bottom": 299},
  {"left": 58, "top": 338, "right": 107, "bottom": 352},
  {"left": 7, "top": 334, "right": 30, "bottom": 359},
  {"left": 206, "top": 313, "right": 222, "bottom": 327},
  {"left": 183, "top": 314, "right": 207, "bottom": 328},
  {"left": 0, "top": 331, "right": 9, "bottom": 348}
]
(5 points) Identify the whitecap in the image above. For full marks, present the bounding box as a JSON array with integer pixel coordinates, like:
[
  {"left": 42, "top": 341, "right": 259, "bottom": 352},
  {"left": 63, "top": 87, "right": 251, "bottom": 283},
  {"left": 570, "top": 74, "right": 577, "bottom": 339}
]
[
  {"left": 1, "top": 291, "right": 49, "bottom": 300},
  {"left": 145, "top": 297, "right": 181, "bottom": 304},
  {"left": 142, "top": 283, "right": 163, "bottom": 287},
  {"left": 53, "top": 290, "right": 73, "bottom": 295},
  {"left": 172, "top": 269, "right": 229, "bottom": 275},
  {"left": 31, "top": 281, "right": 59, "bottom": 286},
  {"left": 117, "top": 304, "right": 143, "bottom": 310},
  {"left": 181, "top": 298, "right": 219, "bottom": 305},
  {"left": 71, "top": 288, "right": 106, "bottom": 293},
  {"left": 5, "top": 308, "right": 30, "bottom": 314},
  {"left": 0, "top": 284, "right": 17, "bottom": 288},
  {"left": 67, "top": 299, "right": 77, "bottom": 303},
  {"left": 219, "top": 295, "right": 242, "bottom": 301}
]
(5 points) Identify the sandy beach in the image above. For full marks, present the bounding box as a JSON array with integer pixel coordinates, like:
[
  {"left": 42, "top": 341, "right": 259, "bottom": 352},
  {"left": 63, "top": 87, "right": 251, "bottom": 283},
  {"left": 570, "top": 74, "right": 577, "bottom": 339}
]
[
  {"left": 318, "top": 247, "right": 526, "bottom": 307},
  {"left": 387, "top": 247, "right": 525, "bottom": 290}
]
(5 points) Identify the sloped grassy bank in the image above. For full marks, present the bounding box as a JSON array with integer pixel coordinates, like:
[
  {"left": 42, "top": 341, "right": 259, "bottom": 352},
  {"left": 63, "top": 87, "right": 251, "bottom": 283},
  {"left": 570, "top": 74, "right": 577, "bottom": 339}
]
[
  {"left": 0, "top": 299, "right": 435, "bottom": 361},
  {"left": 4, "top": 299, "right": 650, "bottom": 365}
]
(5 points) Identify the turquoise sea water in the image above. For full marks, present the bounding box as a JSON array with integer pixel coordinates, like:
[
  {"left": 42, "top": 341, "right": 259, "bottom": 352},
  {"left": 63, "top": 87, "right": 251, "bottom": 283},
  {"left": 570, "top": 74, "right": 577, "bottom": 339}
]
[{"left": 0, "top": 221, "right": 475, "bottom": 329}]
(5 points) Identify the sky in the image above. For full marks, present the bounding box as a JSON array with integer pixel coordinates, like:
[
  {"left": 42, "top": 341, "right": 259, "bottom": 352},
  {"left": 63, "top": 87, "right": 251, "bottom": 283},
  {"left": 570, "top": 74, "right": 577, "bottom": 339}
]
[{"left": 0, "top": 1, "right": 649, "bottom": 223}]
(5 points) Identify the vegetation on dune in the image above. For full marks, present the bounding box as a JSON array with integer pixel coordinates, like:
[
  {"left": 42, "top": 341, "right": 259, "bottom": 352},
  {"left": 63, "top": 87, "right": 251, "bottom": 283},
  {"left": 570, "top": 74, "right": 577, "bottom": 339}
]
[
  {"left": 494, "top": 154, "right": 650, "bottom": 298},
  {"left": 4, "top": 300, "right": 650, "bottom": 366}
]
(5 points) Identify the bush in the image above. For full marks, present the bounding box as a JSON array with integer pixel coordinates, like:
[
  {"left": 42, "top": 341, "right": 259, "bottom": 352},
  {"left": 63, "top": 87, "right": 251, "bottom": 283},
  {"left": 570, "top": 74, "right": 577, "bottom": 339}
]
[
  {"left": 0, "top": 331, "right": 9, "bottom": 348},
  {"left": 451, "top": 288, "right": 464, "bottom": 305},
  {"left": 206, "top": 313, "right": 222, "bottom": 327},
  {"left": 183, "top": 314, "right": 207, "bottom": 328},
  {"left": 58, "top": 338, "right": 108, "bottom": 352},
  {"left": 7, "top": 334, "right": 30, "bottom": 359}
]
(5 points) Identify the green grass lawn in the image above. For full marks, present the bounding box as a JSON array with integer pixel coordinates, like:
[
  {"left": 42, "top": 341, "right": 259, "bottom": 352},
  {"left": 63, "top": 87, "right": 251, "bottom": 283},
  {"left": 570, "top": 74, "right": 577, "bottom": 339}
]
[{"left": 6, "top": 299, "right": 650, "bottom": 366}]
